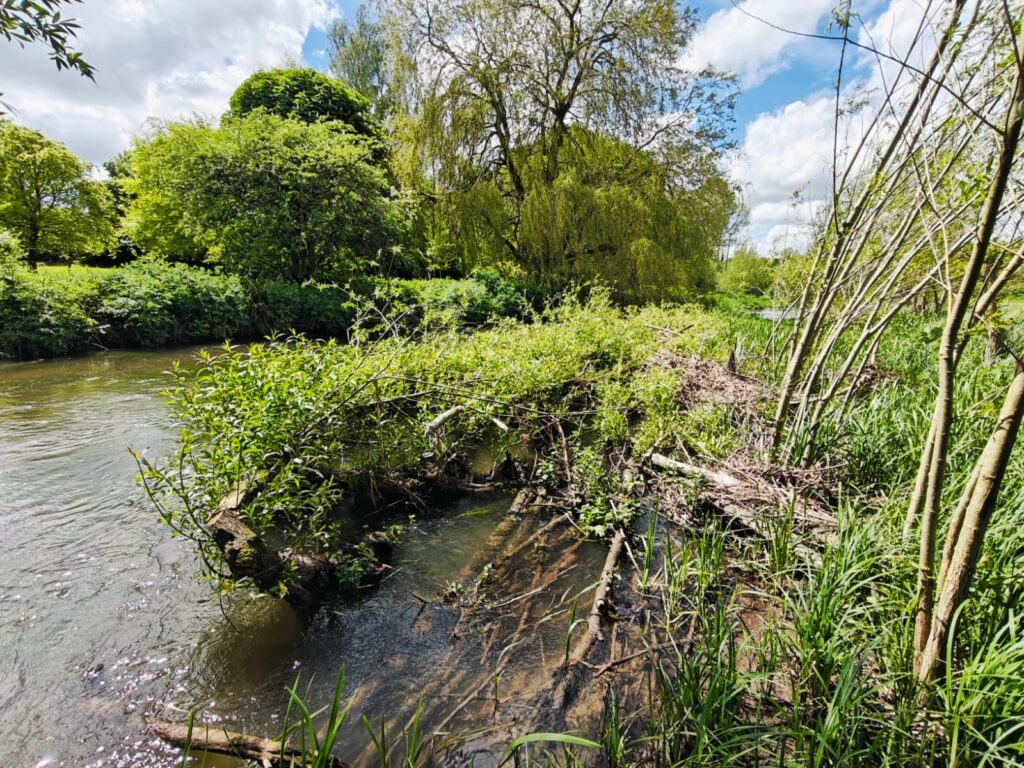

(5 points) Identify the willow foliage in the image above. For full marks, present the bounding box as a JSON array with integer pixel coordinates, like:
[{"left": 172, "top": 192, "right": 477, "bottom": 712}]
[{"left": 382, "top": 0, "right": 737, "bottom": 300}]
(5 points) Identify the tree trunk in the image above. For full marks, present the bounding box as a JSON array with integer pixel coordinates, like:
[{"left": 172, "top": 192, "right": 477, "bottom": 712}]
[
  {"left": 983, "top": 303, "right": 1001, "bottom": 367},
  {"left": 917, "top": 363, "right": 1024, "bottom": 683},
  {"left": 911, "top": 56, "right": 1024, "bottom": 670}
]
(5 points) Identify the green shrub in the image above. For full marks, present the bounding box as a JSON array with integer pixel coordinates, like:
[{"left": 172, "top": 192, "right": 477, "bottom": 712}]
[
  {"left": 253, "top": 280, "right": 359, "bottom": 339},
  {"left": 718, "top": 248, "right": 774, "bottom": 296},
  {"left": 0, "top": 229, "right": 25, "bottom": 268},
  {"left": 0, "top": 266, "right": 102, "bottom": 358},
  {"left": 94, "top": 261, "right": 248, "bottom": 346}
]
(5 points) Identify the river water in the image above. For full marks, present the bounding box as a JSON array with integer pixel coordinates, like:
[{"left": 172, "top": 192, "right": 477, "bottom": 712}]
[{"left": 0, "top": 348, "right": 528, "bottom": 767}]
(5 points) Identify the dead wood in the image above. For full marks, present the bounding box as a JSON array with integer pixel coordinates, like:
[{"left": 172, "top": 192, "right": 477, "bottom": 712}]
[
  {"left": 567, "top": 528, "right": 627, "bottom": 667},
  {"left": 146, "top": 718, "right": 349, "bottom": 768},
  {"left": 424, "top": 405, "right": 464, "bottom": 434},
  {"left": 647, "top": 453, "right": 830, "bottom": 566},
  {"left": 207, "top": 482, "right": 388, "bottom": 612}
]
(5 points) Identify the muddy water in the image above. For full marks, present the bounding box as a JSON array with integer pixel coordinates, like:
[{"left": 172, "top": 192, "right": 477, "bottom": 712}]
[{"left": 0, "top": 348, "right": 602, "bottom": 767}]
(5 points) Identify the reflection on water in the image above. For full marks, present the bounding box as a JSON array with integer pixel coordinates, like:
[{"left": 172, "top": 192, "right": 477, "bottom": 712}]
[
  {"left": 753, "top": 306, "right": 797, "bottom": 321},
  {"left": 0, "top": 348, "right": 218, "bottom": 767},
  {"left": 0, "top": 348, "right": 566, "bottom": 767}
]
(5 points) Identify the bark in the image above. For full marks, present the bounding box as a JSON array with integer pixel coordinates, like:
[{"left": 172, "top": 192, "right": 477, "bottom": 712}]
[
  {"left": 565, "top": 528, "right": 627, "bottom": 668},
  {"left": 207, "top": 488, "right": 335, "bottom": 611},
  {"left": 917, "top": 363, "right": 1024, "bottom": 682},
  {"left": 983, "top": 303, "right": 1002, "bottom": 367},
  {"left": 912, "top": 55, "right": 1024, "bottom": 668},
  {"left": 147, "top": 718, "right": 349, "bottom": 768},
  {"left": 207, "top": 482, "right": 389, "bottom": 612}
]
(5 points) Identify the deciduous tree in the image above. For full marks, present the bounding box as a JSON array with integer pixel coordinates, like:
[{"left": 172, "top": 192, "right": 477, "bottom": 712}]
[{"left": 0, "top": 120, "right": 113, "bottom": 262}]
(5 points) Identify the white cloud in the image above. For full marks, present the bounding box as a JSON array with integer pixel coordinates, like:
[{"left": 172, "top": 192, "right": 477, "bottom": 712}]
[
  {"left": 723, "top": 0, "right": 946, "bottom": 252},
  {"left": 0, "top": 0, "right": 337, "bottom": 165},
  {"left": 684, "top": 0, "right": 835, "bottom": 87},
  {"left": 728, "top": 93, "right": 836, "bottom": 252}
]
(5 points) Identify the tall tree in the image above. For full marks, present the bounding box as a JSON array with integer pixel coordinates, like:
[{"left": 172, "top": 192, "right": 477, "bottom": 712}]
[
  {"left": 328, "top": 4, "right": 393, "bottom": 119},
  {"left": 0, "top": 120, "right": 113, "bottom": 262},
  {"left": 381, "top": 0, "right": 735, "bottom": 290},
  {"left": 228, "top": 68, "right": 378, "bottom": 138},
  {"left": 125, "top": 113, "right": 402, "bottom": 282}
]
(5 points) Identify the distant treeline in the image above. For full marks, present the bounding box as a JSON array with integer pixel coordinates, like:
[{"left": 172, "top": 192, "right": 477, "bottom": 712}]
[{"left": 1, "top": 0, "right": 746, "bottom": 304}]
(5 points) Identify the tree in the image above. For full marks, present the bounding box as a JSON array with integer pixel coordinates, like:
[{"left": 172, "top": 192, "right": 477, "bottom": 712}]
[
  {"left": 762, "top": 0, "right": 1024, "bottom": 687},
  {"left": 718, "top": 247, "right": 774, "bottom": 296},
  {"left": 228, "top": 68, "right": 378, "bottom": 138},
  {"left": 0, "top": 0, "right": 93, "bottom": 113},
  {"left": 328, "top": 4, "right": 392, "bottom": 119},
  {"left": 382, "top": 0, "right": 735, "bottom": 290},
  {"left": 125, "top": 112, "right": 403, "bottom": 282},
  {"left": 0, "top": 120, "right": 113, "bottom": 262}
]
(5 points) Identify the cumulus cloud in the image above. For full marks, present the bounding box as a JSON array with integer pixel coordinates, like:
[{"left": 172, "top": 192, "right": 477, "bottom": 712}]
[
  {"left": 723, "top": 0, "right": 944, "bottom": 252},
  {"left": 0, "top": 0, "right": 337, "bottom": 165},
  {"left": 728, "top": 93, "right": 837, "bottom": 252},
  {"left": 684, "top": 0, "right": 835, "bottom": 86}
]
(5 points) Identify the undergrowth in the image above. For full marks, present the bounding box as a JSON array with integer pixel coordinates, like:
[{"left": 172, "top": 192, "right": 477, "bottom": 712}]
[{"left": 154, "top": 300, "right": 1024, "bottom": 766}]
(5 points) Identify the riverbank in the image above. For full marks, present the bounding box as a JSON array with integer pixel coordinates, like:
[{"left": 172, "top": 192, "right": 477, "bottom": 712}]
[
  {"left": 145, "top": 293, "right": 1024, "bottom": 765},
  {"left": 0, "top": 262, "right": 538, "bottom": 360}
]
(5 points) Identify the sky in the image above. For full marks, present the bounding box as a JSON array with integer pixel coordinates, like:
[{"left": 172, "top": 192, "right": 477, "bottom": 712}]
[{"left": 0, "top": 0, "right": 921, "bottom": 253}]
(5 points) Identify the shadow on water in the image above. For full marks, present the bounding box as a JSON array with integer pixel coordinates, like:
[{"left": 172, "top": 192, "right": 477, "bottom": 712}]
[{"left": 0, "top": 348, "right": 607, "bottom": 767}]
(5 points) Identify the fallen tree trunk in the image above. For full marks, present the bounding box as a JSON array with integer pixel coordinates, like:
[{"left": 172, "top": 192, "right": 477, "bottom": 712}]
[
  {"left": 147, "top": 718, "right": 349, "bottom": 768},
  {"left": 207, "top": 482, "right": 390, "bottom": 612},
  {"left": 207, "top": 483, "right": 336, "bottom": 611}
]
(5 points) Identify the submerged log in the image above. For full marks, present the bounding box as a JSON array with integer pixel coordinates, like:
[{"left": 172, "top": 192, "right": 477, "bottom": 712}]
[
  {"left": 567, "top": 527, "right": 627, "bottom": 667},
  {"left": 206, "top": 483, "right": 333, "bottom": 610},
  {"left": 147, "top": 718, "right": 348, "bottom": 768},
  {"left": 207, "top": 482, "right": 388, "bottom": 611}
]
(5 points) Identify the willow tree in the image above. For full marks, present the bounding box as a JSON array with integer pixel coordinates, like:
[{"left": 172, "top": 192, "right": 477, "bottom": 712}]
[{"left": 381, "top": 0, "right": 736, "bottom": 294}]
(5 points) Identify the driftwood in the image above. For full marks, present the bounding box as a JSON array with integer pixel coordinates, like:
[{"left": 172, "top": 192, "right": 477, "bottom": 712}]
[
  {"left": 649, "top": 453, "right": 825, "bottom": 566},
  {"left": 424, "top": 405, "right": 464, "bottom": 435},
  {"left": 147, "top": 718, "right": 349, "bottom": 768},
  {"left": 566, "top": 527, "right": 627, "bottom": 666}
]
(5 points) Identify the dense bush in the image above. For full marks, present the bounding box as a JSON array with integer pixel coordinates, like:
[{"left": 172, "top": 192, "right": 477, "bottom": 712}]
[
  {"left": 126, "top": 112, "right": 402, "bottom": 282},
  {"left": 0, "top": 263, "right": 544, "bottom": 359},
  {"left": 0, "top": 262, "right": 248, "bottom": 358},
  {"left": 717, "top": 248, "right": 774, "bottom": 295},
  {"left": 0, "top": 265, "right": 101, "bottom": 358},
  {"left": 94, "top": 261, "right": 249, "bottom": 346}
]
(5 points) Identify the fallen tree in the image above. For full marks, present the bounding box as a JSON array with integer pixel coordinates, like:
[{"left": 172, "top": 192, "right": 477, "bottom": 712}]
[{"left": 147, "top": 718, "right": 349, "bottom": 768}]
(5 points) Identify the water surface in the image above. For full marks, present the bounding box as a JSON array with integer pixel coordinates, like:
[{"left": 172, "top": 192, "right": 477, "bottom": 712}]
[{"left": 0, "top": 349, "right": 555, "bottom": 766}]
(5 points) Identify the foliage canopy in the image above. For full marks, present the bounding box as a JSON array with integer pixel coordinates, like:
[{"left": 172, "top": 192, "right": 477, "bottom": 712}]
[
  {"left": 0, "top": 119, "right": 114, "bottom": 261},
  {"left": 228, "top": 68, "right": 377, "bottom": 138},
  {"left": 125, "top": 112, "right": 403, "bottom": 282}
]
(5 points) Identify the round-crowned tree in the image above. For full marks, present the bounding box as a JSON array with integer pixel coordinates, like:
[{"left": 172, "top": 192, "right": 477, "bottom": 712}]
[{"left": 228, "top": 68, "right": 377, "bottom": 138}]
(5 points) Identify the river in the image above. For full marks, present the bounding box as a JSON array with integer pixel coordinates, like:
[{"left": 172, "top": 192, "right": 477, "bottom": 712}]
[{"left": 0, "top": 347, "right": 532, "bottom": 767}]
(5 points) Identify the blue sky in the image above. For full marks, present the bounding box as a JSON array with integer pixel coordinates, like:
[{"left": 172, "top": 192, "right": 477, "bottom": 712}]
[{"left": 2, "top": 0, "right": 915, "bottom": 252}]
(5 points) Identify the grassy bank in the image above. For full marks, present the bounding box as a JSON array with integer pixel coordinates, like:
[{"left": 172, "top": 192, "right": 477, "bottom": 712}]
[
  {"left": 0, "top": 262, "right": 537, "bottom": 360},
  {"left": 146, "top": 295, "right": 1024, "bottom": 766}
]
